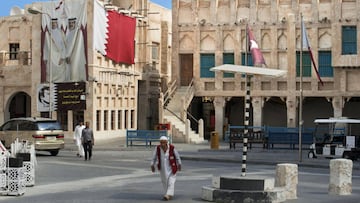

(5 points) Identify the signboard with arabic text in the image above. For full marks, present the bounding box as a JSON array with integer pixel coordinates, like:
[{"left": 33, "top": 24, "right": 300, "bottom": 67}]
[{"left": 56, "top": 82, "right": 86, "bottom": 111}]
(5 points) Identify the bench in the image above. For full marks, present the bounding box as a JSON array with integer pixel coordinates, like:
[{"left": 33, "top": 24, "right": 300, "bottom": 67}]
[
  {"left": 126, "top": 130, "right": 169, "bottom": 147},
  {"left": 267, "top": 131, "right": 313, "bottom": 149},
  {"left": 226, "top": 126, "right": 266, "bottom": 149}
]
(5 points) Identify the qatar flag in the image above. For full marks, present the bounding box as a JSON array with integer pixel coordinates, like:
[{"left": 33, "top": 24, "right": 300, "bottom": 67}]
[
  {"left": 247, "top": 25, "right": 266, "bottom": 67},
  {"left": 93, "top": 0, "right": 136, "bottom": 64}
]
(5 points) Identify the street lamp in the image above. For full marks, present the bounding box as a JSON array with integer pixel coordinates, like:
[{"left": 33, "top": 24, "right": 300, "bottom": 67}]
[{"left": 28, "top": 7, "right": 53, "bottom": 118}]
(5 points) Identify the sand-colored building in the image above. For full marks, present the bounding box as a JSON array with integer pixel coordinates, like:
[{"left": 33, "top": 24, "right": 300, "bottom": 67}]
[
  {"left": 169, "top": 0, "right": 360, "bottom": 140},
  {"left": 0, "top": 0, "right": 172, "bottom": 140}
]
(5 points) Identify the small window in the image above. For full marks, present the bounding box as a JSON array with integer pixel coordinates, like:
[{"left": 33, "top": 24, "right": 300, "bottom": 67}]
[
  {"left": 151, "top": 42, "right": 159, "bottom": 60},
  {"left": 111, "top": 110, "right": 115, "bottom": 130},
  {"left": 96, "top": 110, "right": 101, "bottom": 131},
  {"left": 130, "top": 110, "right": 135, "bottom": 128},
  {"left": 342, "top": 26, "right": 357, "bottom": 55},
  {"left": 200, "top": 53, "right": 215, "bottom": 78},
  {"left": 223, "top": 53, "right": 234, "bottom": 78},
  {"left": 9, "top": 43, "right": 19, "bottom": 60},
  {"left": 318, "top": 51, "right": 333, "bottom": 77},
  {"left": 296, "top": 51, "right": 312, "bottom": 77},
  {"left": 104, "top": 110, "right": 108, "bottom": 130},
  {"left": 241, "top": 53, "right": 253, "bottom": 66}
]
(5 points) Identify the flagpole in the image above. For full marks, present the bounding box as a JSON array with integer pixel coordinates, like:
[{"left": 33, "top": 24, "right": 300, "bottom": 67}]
[{"left": 299, "top": 14, "right": 304, "bottom": 162}]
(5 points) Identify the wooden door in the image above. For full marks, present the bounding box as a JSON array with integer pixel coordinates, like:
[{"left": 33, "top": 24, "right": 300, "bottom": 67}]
[{"left": 180, "top": 54, "right": 193, "bottom": 86}]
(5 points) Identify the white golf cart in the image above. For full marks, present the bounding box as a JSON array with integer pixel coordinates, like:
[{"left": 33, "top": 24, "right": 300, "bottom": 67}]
[{"left": 308, "top": 118, "right": 360, "bottom": 160}]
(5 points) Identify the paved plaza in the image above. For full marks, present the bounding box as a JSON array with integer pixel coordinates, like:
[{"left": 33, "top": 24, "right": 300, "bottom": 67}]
[{"left": 0, "top": 137, "right": 358, "bottom": 203}]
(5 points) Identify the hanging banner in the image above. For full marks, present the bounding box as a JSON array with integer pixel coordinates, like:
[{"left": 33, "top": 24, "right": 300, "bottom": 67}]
[{"left": 41, "top": 0, "right": 88, "bottom": 83}]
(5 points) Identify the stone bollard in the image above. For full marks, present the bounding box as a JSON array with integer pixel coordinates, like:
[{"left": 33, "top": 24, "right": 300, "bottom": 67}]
[
  {"left": 329, "top": 158, "right": 352, "bottom": 195},
  {"left": 275, "top": 163, "right": 298, "bottom": 200}
]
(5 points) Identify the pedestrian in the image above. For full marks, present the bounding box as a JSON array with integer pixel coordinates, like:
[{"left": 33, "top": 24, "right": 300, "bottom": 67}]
[
  {"left": 150, "top": 136, "right": 182, "bottom": 201},
  {"left": 73, "top": 121, "right": 85, "bottom": 157},
  {"left": 81, "top": 121, "right": 94, "bottom": 161}
]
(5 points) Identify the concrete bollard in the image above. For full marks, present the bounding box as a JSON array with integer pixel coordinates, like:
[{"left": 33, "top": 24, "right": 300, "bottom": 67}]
[
  {"left": 329, "top": 158, "right": 352, "bottom": 195},
  {"left": 275, "top": 163, "right": 298, "bottom": 200}
]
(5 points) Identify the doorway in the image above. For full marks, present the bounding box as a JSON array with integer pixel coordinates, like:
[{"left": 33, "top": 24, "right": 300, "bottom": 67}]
[
  {"left": 8, "top": 92, "right": 31, "bottom": 119},
  {"left": 180, "top": 54, "right": 193, "bottom": 86}
]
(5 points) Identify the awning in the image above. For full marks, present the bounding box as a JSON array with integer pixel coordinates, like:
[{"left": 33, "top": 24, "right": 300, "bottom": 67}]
[{"left": 210, "top": 64, "right": 287, "bottom": 77}]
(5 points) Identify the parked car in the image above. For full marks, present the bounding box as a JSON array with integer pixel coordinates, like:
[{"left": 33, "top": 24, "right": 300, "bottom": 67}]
[{"left": 0, "top": 117, "right": 64, "bottom": 156}]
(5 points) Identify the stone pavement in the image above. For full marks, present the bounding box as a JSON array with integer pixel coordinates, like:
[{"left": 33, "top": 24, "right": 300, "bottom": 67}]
[{"left": 64, "top": 136, "right": 360, "bottom": 170}]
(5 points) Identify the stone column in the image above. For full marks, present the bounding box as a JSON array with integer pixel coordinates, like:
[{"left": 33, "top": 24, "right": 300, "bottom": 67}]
[
  {"left": 329, "top": 159, "right": 352, "bottom": 195},
  {"left": 213, "top": 97, "right": 225, "bottom": 140},
  {"left": 275, "top": 163, "right": 298, "bottom": 200},
  {"left": 252, "top": 96, "right": 262, "bottom": 127},
  {"left": 198, "top": 119, "right": 204, "bottom": 139},
  {"left": 332, "top": 97, "right": 343, "bottom": 118},
  {"left": 68, "top": 111, "right": 73, "bottom": 133},
  {"left": 287, "top": 97, "right": 297, "bottom": 128},
  {"left": 158, "top": 93, "right": 164, "bottom": 123}
]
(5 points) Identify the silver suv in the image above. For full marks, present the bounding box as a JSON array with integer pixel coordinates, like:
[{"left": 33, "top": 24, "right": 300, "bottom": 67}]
[{"left": 0, "top": 117, "right": 64, "bottom": 156}]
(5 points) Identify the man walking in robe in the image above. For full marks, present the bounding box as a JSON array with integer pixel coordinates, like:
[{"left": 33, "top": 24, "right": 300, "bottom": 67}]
[
  {"left": 73, "top": 121, "right": 85, "bottom": 157},
  {"left": 151, "top": 136, "right": 182, "bottom": 201}
]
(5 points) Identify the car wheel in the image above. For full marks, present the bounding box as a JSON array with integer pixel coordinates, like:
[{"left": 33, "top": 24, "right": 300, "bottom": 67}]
[
  {"left": 50, "top": 150, "right": 59, "bottom": 156},
  {"left": 308, "top": 151, "right": 316, "bottom": 159}
]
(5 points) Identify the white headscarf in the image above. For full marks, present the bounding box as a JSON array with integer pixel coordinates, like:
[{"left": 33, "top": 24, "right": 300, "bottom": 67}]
[{"left": 159, "top": 136, "right": 168, "bottom": 141}]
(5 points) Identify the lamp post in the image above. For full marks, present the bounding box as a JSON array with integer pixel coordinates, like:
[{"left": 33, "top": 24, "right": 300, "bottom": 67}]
[{"left": 28, "top": 7, "right": 53, "bottom": 118}]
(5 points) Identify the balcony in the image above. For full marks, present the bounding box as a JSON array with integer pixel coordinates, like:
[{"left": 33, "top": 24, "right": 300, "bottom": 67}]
[{"left": 0, "top": 51, "right": 32, "bottom": 66}]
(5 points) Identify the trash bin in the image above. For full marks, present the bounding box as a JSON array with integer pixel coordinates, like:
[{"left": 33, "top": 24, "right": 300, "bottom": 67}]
[{"left": 210, "top": 131, "right": 219, "bottom": 149}]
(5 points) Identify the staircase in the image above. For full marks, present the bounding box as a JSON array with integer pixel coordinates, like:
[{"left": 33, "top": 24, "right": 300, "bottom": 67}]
[{"left": 163, "top": 84, "right": 205, "bottom": 144}]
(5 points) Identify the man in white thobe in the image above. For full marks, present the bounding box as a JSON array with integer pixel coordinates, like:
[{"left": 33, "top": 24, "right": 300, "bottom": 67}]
[
  {"left": 151, "top": 136, "right": 181, "bottom": 201},
  {"left": 73, "top": 121, "right": 85, "bottom": 157}
]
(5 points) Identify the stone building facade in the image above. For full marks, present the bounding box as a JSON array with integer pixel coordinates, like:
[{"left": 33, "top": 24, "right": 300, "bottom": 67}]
[
  {"left": 0, "top": 0, "right": 171, "bottom": 140},
  {"left": 171, "top": 0, "right": 360, "bottom": 139}
]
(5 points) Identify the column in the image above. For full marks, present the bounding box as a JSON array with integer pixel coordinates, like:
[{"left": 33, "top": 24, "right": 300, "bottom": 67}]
[
  {"left": 287, "top": 97, "right": 297, "bottom": 128},
  {"left": 332, "top": 97, "right": 343, "bottom": 118},
  {"left": 213, "top": 96, "right": 225, "bottom": 140},
  {"left": 252, "top": 96, "right": 263, "bottom": 127}
]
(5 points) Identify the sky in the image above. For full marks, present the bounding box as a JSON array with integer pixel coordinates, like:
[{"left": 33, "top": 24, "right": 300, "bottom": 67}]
[{"left": 0, "top": 0, "right": 171, "bottom": 17}]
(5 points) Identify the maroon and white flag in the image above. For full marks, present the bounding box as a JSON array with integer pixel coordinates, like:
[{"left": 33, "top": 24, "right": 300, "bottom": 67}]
[
  {"left": 93, "top": 0, "right": 136, "bottom": 64},
  {"left": 247, "top": 25, "right": 266, "bottom": 66}
]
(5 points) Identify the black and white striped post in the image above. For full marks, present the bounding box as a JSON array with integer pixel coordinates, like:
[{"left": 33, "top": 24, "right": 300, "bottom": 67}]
[
  {"left": 210, "top": 23, "right": 286, "bottom": 177},
  {"left": 242, "top": 75, "right": 251, "bottom": 177},
  {"left": 210, "top": 64, "right": 286, "bottom": 176}
]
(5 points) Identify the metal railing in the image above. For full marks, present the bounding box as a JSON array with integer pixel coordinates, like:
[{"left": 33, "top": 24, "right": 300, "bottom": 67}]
[
  {"left": 183, "top": 78, "right": 195, "bottom": 109},
  {"left": 163, "top": 79, "right": 177, "bottom": 107}
]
